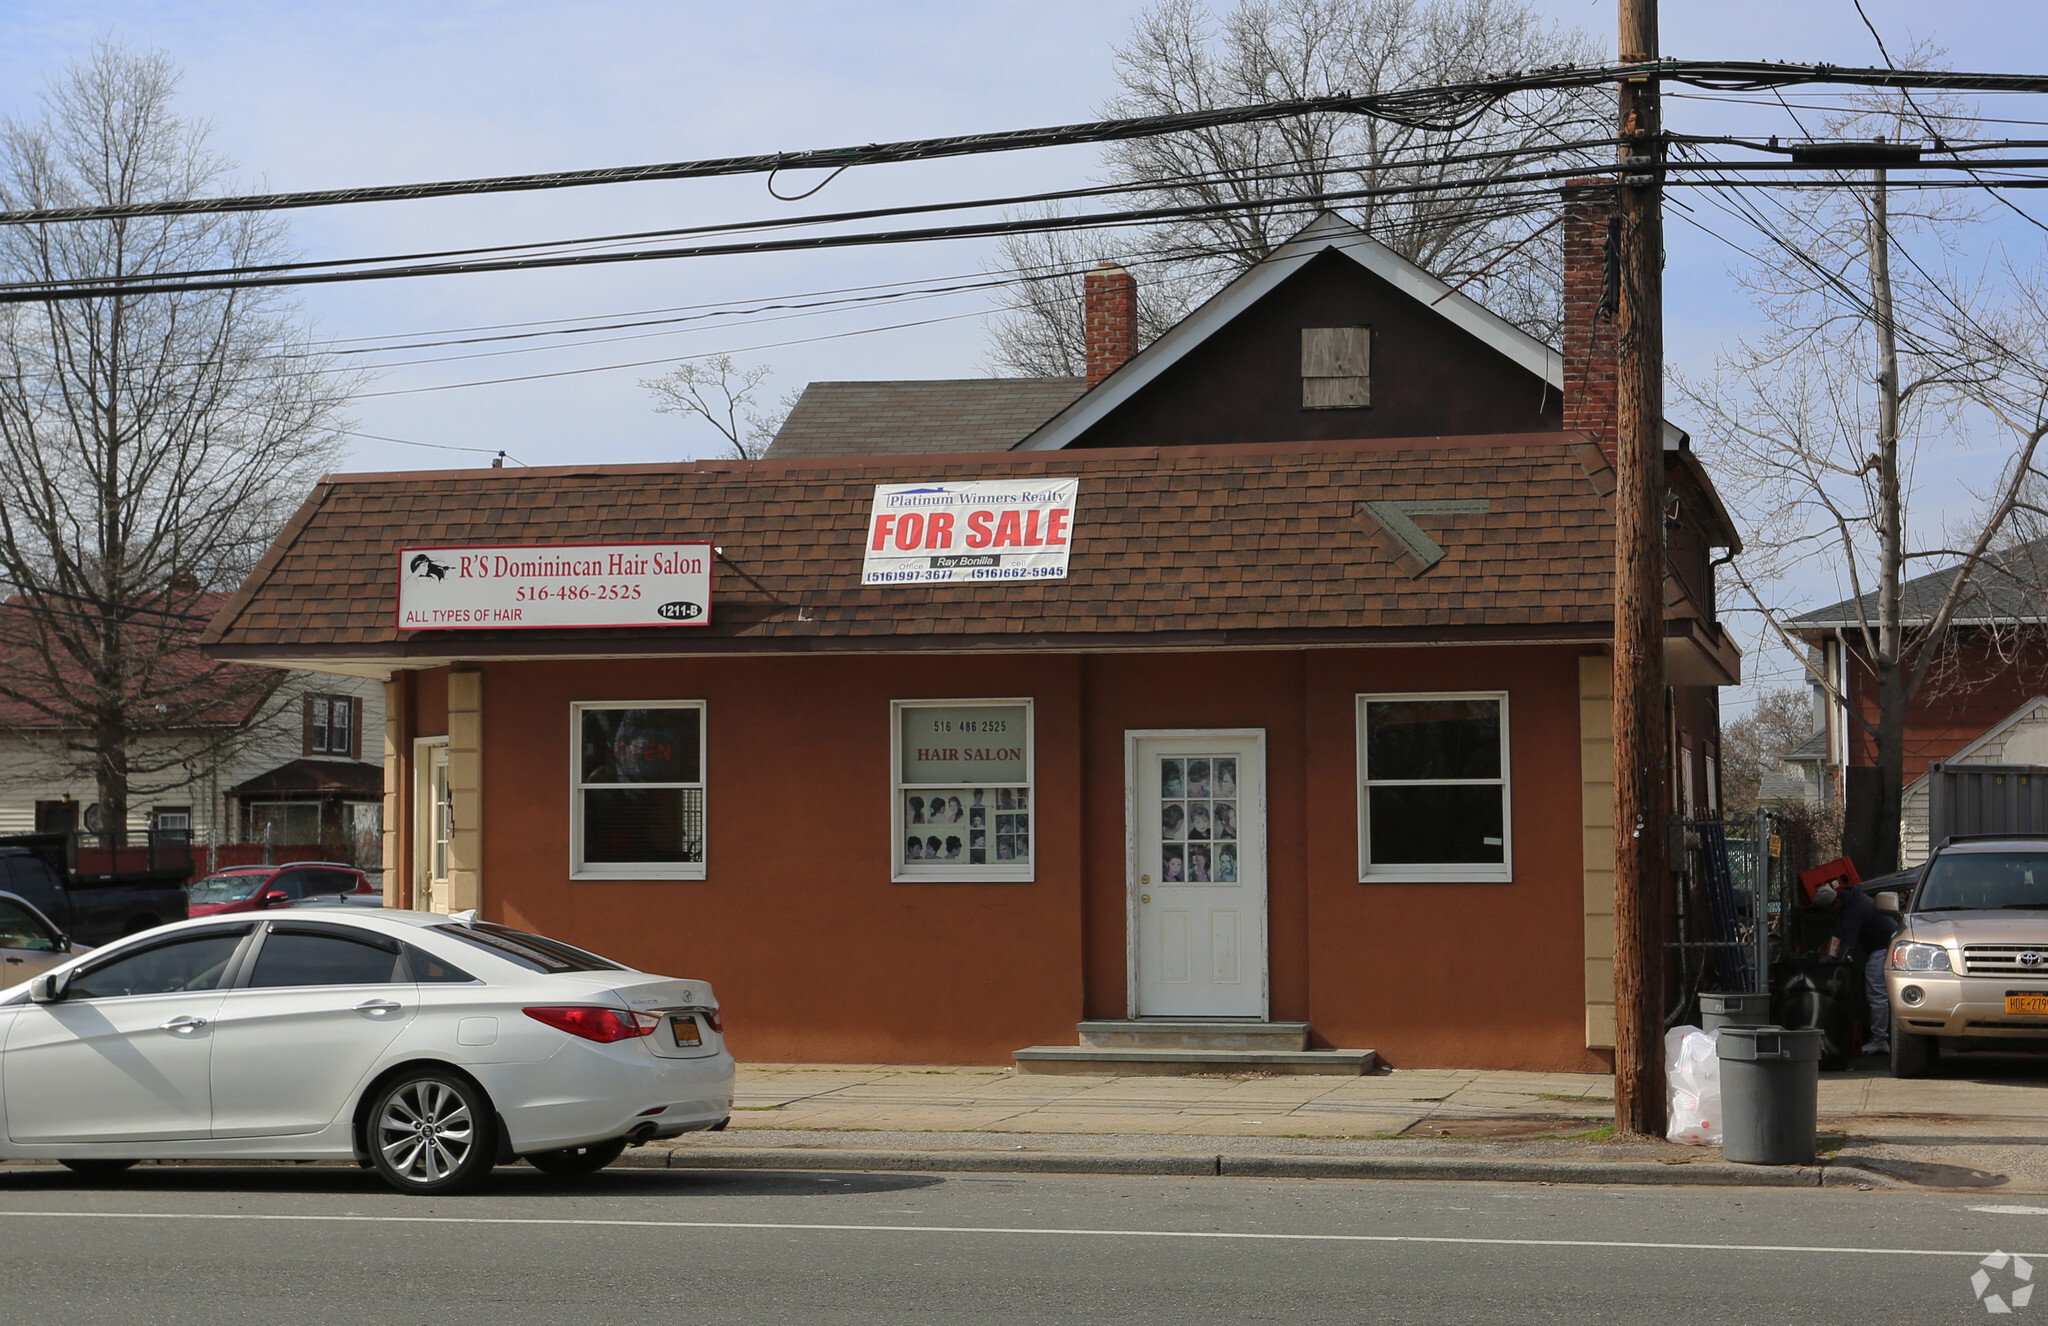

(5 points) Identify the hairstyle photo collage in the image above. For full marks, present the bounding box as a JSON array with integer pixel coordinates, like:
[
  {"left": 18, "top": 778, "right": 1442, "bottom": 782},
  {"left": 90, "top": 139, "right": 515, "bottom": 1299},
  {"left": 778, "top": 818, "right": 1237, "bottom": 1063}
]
[
  {"left": 904, "top": 787, "right": 1031, "bottom": 866},
  {"left": 1158, "top": 756, "right": 1238, "bottom": 883}
]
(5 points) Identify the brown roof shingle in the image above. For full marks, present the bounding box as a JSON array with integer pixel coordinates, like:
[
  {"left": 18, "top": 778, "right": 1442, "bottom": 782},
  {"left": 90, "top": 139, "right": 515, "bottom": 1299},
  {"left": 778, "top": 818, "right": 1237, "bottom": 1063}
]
[{"left": 205, "top": 436, "right": 1622, "bottom": 661}]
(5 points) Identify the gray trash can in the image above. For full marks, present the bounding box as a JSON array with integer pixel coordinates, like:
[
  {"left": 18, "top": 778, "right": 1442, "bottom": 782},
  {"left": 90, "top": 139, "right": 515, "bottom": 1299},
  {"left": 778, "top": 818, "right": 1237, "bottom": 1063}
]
[
  {"left": 1716, "top": 1026, "right": 1821, "bottom": 1165},
  {"left": 1700, "top": 991, "right": 1772, "bottom": 1032}
]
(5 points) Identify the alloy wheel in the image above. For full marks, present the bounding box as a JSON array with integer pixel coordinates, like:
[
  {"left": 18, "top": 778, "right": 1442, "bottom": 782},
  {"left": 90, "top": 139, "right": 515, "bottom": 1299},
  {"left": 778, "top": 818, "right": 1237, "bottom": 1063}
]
[{"left": 371, "top": 1073, "right": 492, "bottom": 1193}]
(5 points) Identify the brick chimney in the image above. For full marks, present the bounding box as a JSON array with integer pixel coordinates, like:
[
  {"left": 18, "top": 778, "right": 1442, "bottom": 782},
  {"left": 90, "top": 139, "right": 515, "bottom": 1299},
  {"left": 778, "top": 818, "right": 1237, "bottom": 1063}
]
[
  {"left": 1084, "top": 262, "right": 1138, "bottom": 387},
  {"left": 1560, "top": 179, "right": 1621, "bottom": 458}
]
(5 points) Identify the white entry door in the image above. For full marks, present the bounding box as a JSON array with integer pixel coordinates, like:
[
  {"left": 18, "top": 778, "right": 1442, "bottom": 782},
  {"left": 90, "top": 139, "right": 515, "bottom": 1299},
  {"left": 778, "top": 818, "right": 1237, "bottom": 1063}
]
[{"left": 1130, "top": 732, "right": 1266, "bottom": 1018}]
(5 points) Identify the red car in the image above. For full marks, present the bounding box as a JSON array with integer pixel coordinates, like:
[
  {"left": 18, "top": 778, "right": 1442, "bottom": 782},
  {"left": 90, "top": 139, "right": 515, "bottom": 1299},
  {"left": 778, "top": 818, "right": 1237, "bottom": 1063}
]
[{"left": 186, "top": 862, "right": 374, "bottom": 917}]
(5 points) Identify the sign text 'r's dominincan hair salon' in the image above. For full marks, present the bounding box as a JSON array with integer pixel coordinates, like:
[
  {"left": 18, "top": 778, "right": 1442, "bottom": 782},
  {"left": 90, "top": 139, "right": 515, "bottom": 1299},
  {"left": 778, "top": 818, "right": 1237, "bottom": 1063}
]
[
  {"left": 861, "top": 479, "right": 1080, "bottom": 585},
  {"left": 395, "top": 543, "right": 712, "bottom": 630}
]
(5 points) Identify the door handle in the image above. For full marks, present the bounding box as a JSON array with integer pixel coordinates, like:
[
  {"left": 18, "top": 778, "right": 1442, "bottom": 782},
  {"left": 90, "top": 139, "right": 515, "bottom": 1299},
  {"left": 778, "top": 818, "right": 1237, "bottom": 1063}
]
[
  {"left": 3, "top": 956, "right": 21, "bottom": 964},
  {"left": 353, "top": 999, "right": 402, "bottom": 1015},
  {"left": 161, "top": 1015, "right": 209, "bottom": 1032}
]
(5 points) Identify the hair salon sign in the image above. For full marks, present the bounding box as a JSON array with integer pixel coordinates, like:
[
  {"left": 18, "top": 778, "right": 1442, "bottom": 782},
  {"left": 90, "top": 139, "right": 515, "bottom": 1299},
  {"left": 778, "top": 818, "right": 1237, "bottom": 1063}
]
[
  {"left": 396, "top": 543, "right": 712, "bottom": 630},
  {"left": 861, "top": 479, "right": 1080, "bottom": 585}
]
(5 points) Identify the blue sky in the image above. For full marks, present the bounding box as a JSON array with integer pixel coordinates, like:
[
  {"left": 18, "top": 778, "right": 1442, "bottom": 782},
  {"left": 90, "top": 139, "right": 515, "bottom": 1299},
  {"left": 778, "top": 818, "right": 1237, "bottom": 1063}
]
[{"left": 3, "top": 1, "right": 2045, "bottom": 703}]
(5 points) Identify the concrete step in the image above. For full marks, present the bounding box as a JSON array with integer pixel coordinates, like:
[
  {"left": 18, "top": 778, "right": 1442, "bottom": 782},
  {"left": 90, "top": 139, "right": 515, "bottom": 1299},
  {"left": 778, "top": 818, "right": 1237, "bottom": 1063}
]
[
  {"left": 1078, "top": 1020, "right": 1312, "bottom": 1052},
  {"left": 1012, "top": 1046, "right": 1378, "bottom": 1077}
]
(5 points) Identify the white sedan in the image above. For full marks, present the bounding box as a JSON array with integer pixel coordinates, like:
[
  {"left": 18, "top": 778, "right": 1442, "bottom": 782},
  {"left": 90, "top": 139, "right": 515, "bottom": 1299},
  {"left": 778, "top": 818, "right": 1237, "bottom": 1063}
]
[{"left": 0, "top": 910, "right": 733, "bottom": 1194}]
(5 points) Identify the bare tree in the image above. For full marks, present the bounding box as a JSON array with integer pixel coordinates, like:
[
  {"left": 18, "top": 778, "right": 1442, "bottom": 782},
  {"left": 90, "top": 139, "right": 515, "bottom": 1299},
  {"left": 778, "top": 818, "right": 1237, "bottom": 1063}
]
[
  {"left": 0, "top": 43, "right": 352, "bottom": 842},
  {"left": 642, "top": 355, "right": 796, "bottom": 459},
  {"left": 1677, "top": 76, "right": 2048, "bottom": 872},
  {"left": 1718, "top": 687, "right": 1815, "bottom": 820},
  {"left": 986, "top": 0, "right": 1608, "bottom": 374}
]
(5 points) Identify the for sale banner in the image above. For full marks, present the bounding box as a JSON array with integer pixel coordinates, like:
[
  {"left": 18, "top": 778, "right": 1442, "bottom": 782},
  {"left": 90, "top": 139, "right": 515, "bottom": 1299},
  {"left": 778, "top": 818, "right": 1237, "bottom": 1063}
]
[
  {"left": 395, "top": 543, "right": 712, "bottom": 630},
  {"left": 860, "top": 479, "right": 1080, "bottom": 586}
]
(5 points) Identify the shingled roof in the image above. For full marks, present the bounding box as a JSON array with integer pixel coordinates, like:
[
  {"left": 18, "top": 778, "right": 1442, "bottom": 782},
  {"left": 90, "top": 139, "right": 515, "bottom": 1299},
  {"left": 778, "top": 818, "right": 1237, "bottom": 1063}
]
[
  {"left": 1791, "top": 537, "right": 2048, "bottom": 635},
  {"left": 764, "top": 378, "right": 1088, "bottom": 460},
  {"left": 202, "top": 435, "right": 1735, "bottom": 675}
]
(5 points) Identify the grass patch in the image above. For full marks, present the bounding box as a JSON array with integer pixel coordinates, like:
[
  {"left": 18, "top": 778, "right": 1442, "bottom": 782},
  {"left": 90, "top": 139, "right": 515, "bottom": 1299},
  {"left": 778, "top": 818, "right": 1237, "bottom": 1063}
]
[{"left": 1817, "top": 1133, "right": 1849, "bottom": 1155}]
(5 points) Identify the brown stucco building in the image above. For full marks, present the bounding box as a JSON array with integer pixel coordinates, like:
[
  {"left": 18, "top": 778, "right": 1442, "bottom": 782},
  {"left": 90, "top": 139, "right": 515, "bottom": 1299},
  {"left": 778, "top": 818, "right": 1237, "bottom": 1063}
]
[{"left": 204, "top": 204, "right": 1741, "bottom": 1073}]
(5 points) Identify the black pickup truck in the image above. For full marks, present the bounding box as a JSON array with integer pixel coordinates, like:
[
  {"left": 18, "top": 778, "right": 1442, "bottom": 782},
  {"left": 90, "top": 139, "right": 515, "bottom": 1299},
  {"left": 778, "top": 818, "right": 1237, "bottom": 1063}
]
[{"left": 0, "top": 834, "right": 190, "bottom": 944}]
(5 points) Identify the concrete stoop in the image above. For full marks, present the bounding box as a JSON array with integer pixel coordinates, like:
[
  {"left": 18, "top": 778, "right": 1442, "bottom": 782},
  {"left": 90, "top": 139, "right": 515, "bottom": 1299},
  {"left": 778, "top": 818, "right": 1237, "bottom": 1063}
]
[{"left": 1015, "top": 1020, "right": 1377, "bottom": 1075}]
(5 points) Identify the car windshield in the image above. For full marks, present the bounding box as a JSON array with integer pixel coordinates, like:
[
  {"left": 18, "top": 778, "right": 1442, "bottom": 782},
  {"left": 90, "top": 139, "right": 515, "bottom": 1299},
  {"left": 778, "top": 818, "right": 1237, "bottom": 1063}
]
[
  {"left": 1915, "top": 851, "right": 2048, "bottom": 911},
  {"left": 189, "top": 873, "right": 265, "bottom": 904},
  {"left": 432, "top": 921, "right": 627, "bottom": 974}
]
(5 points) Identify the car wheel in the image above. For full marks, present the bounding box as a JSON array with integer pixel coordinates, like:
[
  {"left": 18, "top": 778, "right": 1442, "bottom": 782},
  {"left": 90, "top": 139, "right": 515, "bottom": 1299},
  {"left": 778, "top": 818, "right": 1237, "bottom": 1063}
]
[
  {"left": 526, "top": 1138, "right": 629, "bottom": 1176},
  {"left": 1891, "top": 1030, "right": 1936, "bottom": 1079},
  {"left": 59, "top": 1159, "right": 138, "bottom": 1179},
  {"left": 369, "top": 1070, "right": 496, "bottom": 1195}
]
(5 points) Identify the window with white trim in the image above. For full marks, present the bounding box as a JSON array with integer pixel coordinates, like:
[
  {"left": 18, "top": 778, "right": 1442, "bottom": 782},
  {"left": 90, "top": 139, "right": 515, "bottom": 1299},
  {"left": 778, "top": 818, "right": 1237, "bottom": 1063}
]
[
  {"left": 1357, "top": 693, "right": 1510, "bottom": 881},
  {"left": 571, "top": 702, "right": 705, "bottom": 879},
  {"left": 893, "top": 700, "right": 1033, "bottom": 881}
]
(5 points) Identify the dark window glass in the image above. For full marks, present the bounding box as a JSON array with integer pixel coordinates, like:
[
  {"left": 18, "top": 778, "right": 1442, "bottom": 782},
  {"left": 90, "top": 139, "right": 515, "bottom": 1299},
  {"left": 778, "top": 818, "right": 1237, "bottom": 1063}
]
[
  {"left": 1367, "top": 786, "right": 1506, "bottom": 865},
  {"left": 1365, "top": 700, "right": 1501, "bottom": 781},
  {"left": 434, "top": 922, "right": 626, "bottom": 974},
  {"left": 248, "top": 932, "right": 402, "bottom": 987},
  {"left": 69, "top": 933, "right": 244, "bottom": 999},
  {"left": 300, "top": 869, "right": 356, "bottom": 895},
  {"left": 403, "top": 944, "right": 477, "bottom": 984},
  {"left": 1916, "top": 853, "right": 2048, "bottom": 911},
  {"left": 581, "top": 708, "right": 700, "bottom": 784},
  {"left": 582, "top": 787, "right": 704, "bottom": 864},
  {"left": 0, "top": 899, "right": 55, "bottom": 950},
  {"left": 265, "top": 871, "right": 310, "bottom": 900}
]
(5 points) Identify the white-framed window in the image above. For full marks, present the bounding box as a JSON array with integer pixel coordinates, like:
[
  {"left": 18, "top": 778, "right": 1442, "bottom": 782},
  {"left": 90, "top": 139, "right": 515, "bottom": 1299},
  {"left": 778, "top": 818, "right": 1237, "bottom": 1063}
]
[
  {"left": 1356, "top": 692, "right": 1511, "bottom": 882},
  {"left": 570, "top": 701, "right": 706, "bottom": 880},
  {"left": 892, "top": 699, "right": 1034, "bottom": 882},
  {"left": 306, "top": 693, "right": 357, "bottom": 757}
]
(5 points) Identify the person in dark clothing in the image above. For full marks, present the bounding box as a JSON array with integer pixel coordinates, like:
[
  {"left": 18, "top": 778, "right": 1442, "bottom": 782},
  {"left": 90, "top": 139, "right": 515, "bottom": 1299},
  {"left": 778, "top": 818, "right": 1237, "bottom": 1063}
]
[{"left": 1815, "top": 883, "right": 1903, "bottom": 1054}]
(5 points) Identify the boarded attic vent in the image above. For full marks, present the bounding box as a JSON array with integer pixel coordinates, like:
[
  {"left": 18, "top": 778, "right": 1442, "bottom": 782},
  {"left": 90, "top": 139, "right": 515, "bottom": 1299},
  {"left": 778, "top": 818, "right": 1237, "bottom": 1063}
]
[{"left": 1302, "top": 326, "right": 1369, "bottom": 409}]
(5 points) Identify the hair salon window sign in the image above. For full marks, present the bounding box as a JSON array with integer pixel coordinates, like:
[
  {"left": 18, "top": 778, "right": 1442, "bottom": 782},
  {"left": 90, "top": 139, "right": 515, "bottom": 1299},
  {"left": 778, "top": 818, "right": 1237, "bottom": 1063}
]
[
  {"left": 396, "top": 543, "right": 712, "bottom": 630},
  {"left": 861, "top": 479, "right": 1080, "bottom": 585}
]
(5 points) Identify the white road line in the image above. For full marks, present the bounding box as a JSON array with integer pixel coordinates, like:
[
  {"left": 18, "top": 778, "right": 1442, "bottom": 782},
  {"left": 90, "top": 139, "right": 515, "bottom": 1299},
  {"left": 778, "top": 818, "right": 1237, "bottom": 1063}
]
[
  {"left": 0, "top": 1209, "right": 2030, "bottom": 1260},
  {"left": 1972, "top": 1206, "right": 2048, "bottom": 1216}
]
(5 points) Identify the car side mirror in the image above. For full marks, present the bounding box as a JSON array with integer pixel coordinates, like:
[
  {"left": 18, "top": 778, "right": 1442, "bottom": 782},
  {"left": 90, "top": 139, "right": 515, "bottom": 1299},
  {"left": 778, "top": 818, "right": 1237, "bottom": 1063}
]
[
  {"left": 260, "top": 891, "right": 290, "bottom": 907},
  {"left": 28, "top": 972, "right": 62, "bottom": 1003},
  {"left": 1875, "top": 893, "right": 1901, "bottom": 915}
]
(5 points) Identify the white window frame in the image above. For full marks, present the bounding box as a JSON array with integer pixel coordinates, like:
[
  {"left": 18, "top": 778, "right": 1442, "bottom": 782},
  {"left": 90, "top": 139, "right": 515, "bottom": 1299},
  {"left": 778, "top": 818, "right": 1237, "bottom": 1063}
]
[
  {"left": 569, "top": 700, "right": 707, "bottom": 881},
  {"left": 891, "top": 697, "right": 1035, "bottom": 883},
  {"left": 1356, "top": 690, "right": 1512, "bottom": 883}
]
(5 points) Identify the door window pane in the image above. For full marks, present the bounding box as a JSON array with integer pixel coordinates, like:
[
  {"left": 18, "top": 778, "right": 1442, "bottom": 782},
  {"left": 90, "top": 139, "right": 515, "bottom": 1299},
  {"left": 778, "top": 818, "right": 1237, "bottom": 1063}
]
[
  {"left": 1158, "top": 756, "right": 1237, "bottom": 883},
  {"left": 0, "top": 900, "right": 55, "bottom": 950},
  {"left": 248, "top": 932, "right": 402, "bottom": 987},
  {"left": 69, "top": 933, "right": 245, "bottom": 999}
]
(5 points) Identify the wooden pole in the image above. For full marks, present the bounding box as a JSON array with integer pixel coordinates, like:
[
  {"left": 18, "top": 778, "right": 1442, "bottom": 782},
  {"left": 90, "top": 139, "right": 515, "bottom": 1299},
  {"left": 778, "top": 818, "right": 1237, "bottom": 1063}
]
[{"left": 1612, "top": 0, "right": 1668, "bottom": 1139}]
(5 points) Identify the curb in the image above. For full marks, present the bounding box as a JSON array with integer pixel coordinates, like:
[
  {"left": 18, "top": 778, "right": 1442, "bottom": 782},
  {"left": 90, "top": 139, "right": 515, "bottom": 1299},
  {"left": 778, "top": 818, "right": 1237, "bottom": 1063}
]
[{"left": 638, "top": 1146, "right": 1883, "bottom": 1188}]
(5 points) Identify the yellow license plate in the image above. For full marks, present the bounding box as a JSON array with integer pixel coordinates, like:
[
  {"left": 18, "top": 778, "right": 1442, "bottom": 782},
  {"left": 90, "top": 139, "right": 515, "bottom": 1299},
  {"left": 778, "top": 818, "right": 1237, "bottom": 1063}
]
[
  {"left": 671, "top": 1015, "right": 702, "bottom": 1047},
  {"left": 2006, "top": 995, "right": 2048, "bottom": 1016}
]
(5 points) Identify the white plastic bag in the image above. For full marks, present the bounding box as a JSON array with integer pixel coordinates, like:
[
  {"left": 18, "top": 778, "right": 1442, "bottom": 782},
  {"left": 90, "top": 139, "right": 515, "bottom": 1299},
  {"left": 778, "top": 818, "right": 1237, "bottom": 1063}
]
[{"left": 1664, "top": 1025, "right": 1723, "bottom": 1146}]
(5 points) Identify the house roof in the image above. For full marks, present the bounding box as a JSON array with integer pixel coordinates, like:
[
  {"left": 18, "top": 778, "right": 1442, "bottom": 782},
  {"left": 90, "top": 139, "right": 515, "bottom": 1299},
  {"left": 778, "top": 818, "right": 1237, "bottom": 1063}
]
[
  {"left": 1782, "top": 730, "right": 1828, "bottom": 764},
  {"left": 203, "top": 433, "right": 1685, "bottom": 672},
  {"left": 1902, "top": 694, "right": 2048, "bottom": 796},
  {"left": 765, "top": 378, "right": 1087, "bottom": 460},
  {"left": 0, "top": 593, "right": 279, "bottom": 731},
  {"left": 1791, "top": 537, "right": 2048, "bottom": 636},
  {"left": 229, "top": 757, "right": 383, "bottom": 799}
]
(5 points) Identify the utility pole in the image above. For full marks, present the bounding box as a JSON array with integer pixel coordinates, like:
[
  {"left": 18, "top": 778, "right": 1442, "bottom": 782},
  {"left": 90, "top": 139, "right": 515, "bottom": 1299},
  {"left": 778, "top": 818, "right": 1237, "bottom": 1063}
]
[
  {"left": 1869, "top": 151, "right": 1906, "bottom": 877},
  {"left": 1611, "top": 0, "right": 1668, "bottom": 1139}
]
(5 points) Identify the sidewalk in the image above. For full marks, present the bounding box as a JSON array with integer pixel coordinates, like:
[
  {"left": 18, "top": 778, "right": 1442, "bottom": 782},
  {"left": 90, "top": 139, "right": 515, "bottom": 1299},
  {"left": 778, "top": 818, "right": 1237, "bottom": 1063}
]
[{"left": 652, "top": 1055, "right": 2048, "bottom": 1191}]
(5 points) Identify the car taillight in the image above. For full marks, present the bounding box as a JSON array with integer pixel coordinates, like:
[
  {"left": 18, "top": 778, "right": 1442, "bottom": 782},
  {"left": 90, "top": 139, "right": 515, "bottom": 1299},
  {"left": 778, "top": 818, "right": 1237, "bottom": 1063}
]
[
  {"left": 523, "top": 1006, "right": 660, "bottom": 1043},
  {"left": 703, "top": 1008, "right": 723, "bottom": 1034}
]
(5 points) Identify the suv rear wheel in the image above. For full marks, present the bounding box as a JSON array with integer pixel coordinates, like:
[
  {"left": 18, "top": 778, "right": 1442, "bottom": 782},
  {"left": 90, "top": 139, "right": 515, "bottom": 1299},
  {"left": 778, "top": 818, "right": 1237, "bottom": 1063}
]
[{"left": 1891, "top": 1029, "right": 1937, "bottom": 1078}]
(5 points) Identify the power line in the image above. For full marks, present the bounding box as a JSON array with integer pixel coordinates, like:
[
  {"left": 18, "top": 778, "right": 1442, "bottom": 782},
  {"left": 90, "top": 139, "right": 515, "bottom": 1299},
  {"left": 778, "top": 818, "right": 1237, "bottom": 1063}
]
[{"left": 4, "top": 60, "right": 2048, "bottom": 228}]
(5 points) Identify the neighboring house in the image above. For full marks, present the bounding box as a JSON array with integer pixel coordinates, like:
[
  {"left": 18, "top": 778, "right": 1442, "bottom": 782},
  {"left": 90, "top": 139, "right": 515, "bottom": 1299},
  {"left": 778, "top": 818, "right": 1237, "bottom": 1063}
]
[
  {"left": 0, "top": 595, "right": 386, "bottom": 875},
  {"left": 1792, "top": 538, "right": 2048, "bottom": 867},
  {"left": 202, "top": 196, "right": 1741, "bottom": 1073}
]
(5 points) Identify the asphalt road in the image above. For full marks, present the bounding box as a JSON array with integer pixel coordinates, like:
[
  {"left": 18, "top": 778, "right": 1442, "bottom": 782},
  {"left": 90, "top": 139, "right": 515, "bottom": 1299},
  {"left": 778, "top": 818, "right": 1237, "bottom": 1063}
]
[{"left": 0, "top": 1163, "right": 2043, "bottom": 1324}]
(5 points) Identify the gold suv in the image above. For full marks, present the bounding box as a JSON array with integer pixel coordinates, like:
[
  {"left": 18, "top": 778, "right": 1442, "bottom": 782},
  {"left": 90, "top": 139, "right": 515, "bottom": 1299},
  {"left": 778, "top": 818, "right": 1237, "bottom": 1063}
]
[{"left": 1888, "top": 836, "right": 2048, "bottom": 1077}]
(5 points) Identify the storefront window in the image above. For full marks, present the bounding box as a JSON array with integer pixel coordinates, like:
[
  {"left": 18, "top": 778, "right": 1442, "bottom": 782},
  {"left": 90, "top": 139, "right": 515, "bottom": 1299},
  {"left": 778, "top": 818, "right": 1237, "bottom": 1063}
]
[
  {"left": 1357, "top": 693, "right": 1509, "bottom": 881},
  {"left": 894, "top": 700, "right": 1032, "bottom": 880},
  {"left": 572, "top": 702, "right": 705, "bottom": 879}
]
